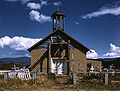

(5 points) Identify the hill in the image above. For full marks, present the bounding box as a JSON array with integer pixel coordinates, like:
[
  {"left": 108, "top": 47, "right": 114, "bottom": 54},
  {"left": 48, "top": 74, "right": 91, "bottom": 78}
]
[
  {"left": 0, "top": 57, "right": 30, "bottom": 65},
  {"left": 0, "top": 57, "right": 120, "bottom": 70},
  {"left": 0, "top": 57, "right": 30, "bottom": 70},
  {"left": 0, "top": 63, "right": 27, "bottom": 70},
  {"left": 101, "top": 57, "right": 120, "bottom": 69}
]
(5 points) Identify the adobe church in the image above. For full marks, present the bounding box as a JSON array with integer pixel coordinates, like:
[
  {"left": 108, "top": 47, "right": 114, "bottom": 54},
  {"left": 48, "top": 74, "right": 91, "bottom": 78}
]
[{"left": 28, "top": 10, "right": 101, "bottom": 75}]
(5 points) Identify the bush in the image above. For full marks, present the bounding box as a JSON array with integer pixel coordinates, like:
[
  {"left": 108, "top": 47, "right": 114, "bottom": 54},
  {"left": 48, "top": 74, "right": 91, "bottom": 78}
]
[
  {"left": 67, "top": 77, "right": 72, "bottom": 84},
  {"left": 48, "top": 73, "right": 56, "bottom": 81},
  {"left": 0, "top": 75, "right": 4, "bottom": 78}
]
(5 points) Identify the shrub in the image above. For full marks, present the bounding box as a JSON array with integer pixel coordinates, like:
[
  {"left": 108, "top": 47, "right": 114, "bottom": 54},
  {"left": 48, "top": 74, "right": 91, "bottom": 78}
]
[{"left": 48, "top": 73, "right": 56, "bottom": 81}]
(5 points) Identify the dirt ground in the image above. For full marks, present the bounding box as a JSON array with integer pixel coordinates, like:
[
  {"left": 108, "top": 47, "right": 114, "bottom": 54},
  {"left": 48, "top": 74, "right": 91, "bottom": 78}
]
[
  {"left": 0, "top": 87, "right": 118, "bottom": 91},
  {"left": 1, "top": 74, "right": 120, "bottom": 91}
]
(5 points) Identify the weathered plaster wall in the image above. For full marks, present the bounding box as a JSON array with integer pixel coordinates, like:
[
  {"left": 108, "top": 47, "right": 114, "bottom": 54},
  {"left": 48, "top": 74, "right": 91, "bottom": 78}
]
[
  {"left": 87, "top": 60, "right": 102, "bottom": 72},
  {"left": 31, "top": 49, "right": 48, "bottom": 73},
  {"left": 70, "top": 49, "right": 87, "bottom": 73}
]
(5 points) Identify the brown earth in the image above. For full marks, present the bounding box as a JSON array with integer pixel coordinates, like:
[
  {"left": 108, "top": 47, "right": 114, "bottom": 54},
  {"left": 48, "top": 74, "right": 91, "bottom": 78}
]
[{"left": 0, "top": 74, "right": 120, "bottom": 91}]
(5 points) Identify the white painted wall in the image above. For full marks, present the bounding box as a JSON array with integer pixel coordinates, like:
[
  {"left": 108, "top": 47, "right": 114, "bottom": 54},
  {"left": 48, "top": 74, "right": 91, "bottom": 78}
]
[{"left": 51, "top": 58, "right": 67, "bottom": 75}]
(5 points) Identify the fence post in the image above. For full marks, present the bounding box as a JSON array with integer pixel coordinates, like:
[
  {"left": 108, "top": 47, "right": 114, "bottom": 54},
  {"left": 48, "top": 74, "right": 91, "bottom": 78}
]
[
  {"left": 4, "top": 72, "right": 7, "bottom": 84},
  {"left": 105, "top": 72, "right": 108, "bottom": 85},
  {"left": 112, "top": 72, "right": 115, "bottom": 76},
  {"left": 72, "top": 72, "right": 77, "bottom": 84},
  {"left": 33, "top": 72, "right": 36, "bottom": 84}
]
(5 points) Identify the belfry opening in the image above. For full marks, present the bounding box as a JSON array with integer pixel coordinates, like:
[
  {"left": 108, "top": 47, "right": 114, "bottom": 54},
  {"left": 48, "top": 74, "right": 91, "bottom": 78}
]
[{"left": 52, "top": 11, "right": 65, "bottom": 32}]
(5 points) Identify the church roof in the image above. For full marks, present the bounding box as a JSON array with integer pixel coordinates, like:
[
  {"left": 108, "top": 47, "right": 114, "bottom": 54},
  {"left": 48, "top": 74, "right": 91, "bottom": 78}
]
[
  {"left": 51, "top": 11, "right": 65, "bottom": 18},
  {"left": 28, "top": 30, "right": 89, "bottom": 53}
]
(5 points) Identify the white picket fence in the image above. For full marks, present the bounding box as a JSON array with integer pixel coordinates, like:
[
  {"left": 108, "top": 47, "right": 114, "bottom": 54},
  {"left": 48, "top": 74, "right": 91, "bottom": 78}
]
[
  {"left": 0, "top": 72, "right": 31, "bottom": 80},
  {"left": 8, "top": 72, "right": 31, "bottom": 80}
]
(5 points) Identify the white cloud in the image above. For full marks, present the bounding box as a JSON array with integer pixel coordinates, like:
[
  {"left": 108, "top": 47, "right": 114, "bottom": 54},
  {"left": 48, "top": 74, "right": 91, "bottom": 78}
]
[
  {"left": 40, "top": 0, "right": 47, "bottom": 6},
  {"left": 5, "top": 0, "right": 30, "bottom": 4},
  {"left": 103, "top": 43, "right": 120, "bottom": 58},
  {"left": 29, "top": 10, "right": 51, "bottom": 23},
  {"left": 20, "top": 0, "right": 30, "bottom": 4},
  {"left": 74, "top": 21, "right": 80, "bottom": 25},
  {"left": 5, "top": 0, "right": 18, "bottom": 2},
  {"left": 87, "top": 49, "right": 98, "bottom": 59},
  {"left": 82, "top": 5, "right": 120, "bottom": 19},
  {"left": 27, "top": 2, "right": 41, "bottom": 9},
  {"left": 0, "top": 36, "right": 42, "bottom": 50}
]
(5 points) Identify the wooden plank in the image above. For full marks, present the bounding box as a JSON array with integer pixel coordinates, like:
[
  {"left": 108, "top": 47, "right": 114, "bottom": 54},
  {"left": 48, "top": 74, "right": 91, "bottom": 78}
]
[
  {"left": 28, "top": 49, "right": 48, "bottom": 71},
  {"left": 47, "top": 43, "right": 51, "bottom": 74},
  {"left": 4, "top": 72, "right": 7, "bottom": 83},
  {"left": 56, "top": 16, "right": 58, "bottom": 30},
  {"left": 52, "top": 57, "right": 67, "bottom": 60},
  {"left": 60, "top": 16, "right": 62, "bottom": 30},
  {"left": 33, "top": 72, "right": 36, "bottom": 84},
  {"left": 51, "top": 37, "right": 57, "bottom": 39},
  {"left": 67, "top": 40, "right": 70, "bottom": 75},
  {"left": 72, "top": 72, "right": 77, "bottom": 84},
  {"left": 53, "top": 18, "right": 54, "bottom": 32},
  {"left": 63, "top": 17, "right": 65, "bottom": 31},
  {"left": 39, "top": 45, "right": 47, "bottom": 47},
  {"left": 72, "top": 59, "right": 80, "bottom": 61},
  {"left": 105, "top": 72, "right": 108, "bottom": 85}
]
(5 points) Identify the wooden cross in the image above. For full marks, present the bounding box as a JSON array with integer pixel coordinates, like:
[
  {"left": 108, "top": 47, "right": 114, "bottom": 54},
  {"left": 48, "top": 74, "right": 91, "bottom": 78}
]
[{"left": 56, "top": 1, "right": 62, "bottom": 11}]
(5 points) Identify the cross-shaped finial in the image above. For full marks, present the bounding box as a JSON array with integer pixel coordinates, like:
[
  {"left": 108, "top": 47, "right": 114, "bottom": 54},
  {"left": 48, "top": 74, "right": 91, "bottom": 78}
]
[{"left": 56, "top": 1, "right": 61, "bottom": 11}]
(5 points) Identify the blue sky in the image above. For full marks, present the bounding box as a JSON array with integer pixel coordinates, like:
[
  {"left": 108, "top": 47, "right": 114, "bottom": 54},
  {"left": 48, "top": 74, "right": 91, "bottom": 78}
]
[{"left": 0, "top": 0, "right": 120, "bottom": 58}]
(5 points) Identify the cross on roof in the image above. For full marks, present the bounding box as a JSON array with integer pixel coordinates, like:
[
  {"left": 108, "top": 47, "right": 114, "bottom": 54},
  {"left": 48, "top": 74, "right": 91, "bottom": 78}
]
[{"left": 56, "top": 1, "right": 62, "bottom": 11}]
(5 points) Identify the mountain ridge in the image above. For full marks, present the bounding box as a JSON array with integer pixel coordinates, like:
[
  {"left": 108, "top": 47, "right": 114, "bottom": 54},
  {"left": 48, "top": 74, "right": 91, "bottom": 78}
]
[
  {"left": 0, "top": 57, "right": 31, "bottom": 65},
  {"left": 0, "top": 57, "right": 120, "bottom": 69}
]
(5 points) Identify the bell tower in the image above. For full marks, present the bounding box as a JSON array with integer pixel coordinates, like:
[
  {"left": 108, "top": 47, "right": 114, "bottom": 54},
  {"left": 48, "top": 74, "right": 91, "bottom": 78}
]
[{"left": 51, "top": 3, "right": 65, "bottom": 32}]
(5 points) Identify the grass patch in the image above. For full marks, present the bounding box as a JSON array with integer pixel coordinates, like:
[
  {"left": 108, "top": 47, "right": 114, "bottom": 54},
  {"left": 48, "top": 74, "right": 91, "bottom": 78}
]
[{"left": 0, "top": 73, "right": 120, "bottom": 91}]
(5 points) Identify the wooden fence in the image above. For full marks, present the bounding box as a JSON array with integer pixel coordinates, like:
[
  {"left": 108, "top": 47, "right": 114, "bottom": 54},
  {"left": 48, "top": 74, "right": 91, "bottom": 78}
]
[{"left": 1, "top": 72, "right": 120, "bottom": 85}]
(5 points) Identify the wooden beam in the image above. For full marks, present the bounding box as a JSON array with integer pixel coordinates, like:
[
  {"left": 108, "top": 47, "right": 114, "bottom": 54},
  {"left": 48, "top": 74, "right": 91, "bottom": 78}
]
[
  {"left": 60, "top": 16, "right": 62, "bottom": 30},
  {"left": 47, "top": 43, "right": 51, "bottom": 74},
  {"left": 51, "top": 37, "right": 57, "bottom": 39},
  {"left": 52, "top": 57, "right": 67, "bottom": 60},
  {"left": 39, "top": 45, "right": 47, "bottom": 47},
  {"left": 63, "top": 17, "right": 65, "bottom": 31},
  {"left": 28, "top": 49, "right": 48, "bottom": 71},
  {"left": 56, "top": 16, "right": 58, "bottom": 30},
  {"left": 72, "top": 59, "right": 80, "bottom": 61},
  {"left": 67, "top": 40, "right": 70, "bottom": 75},
  {"left": 53, "top": 18, "right": 54, "bottom": 32}
]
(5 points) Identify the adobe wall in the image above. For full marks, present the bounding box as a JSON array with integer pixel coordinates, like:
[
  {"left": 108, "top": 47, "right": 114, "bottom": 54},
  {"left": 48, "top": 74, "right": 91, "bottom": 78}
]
[
  {"left": 70, "top": 49, "right": 87, "bottom": 73},
  {"left": 30, "top": 49, "right": 87, "bottom": 74},
  {"left": 31, "top": 49, "right": 48, "bottom": 73},
  {"left": 87, "top": 59, "right": 102, "bottom": 72}
]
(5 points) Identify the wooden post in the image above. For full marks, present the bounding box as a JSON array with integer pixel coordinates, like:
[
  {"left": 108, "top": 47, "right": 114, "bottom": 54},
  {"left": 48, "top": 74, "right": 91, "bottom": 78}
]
[
  {"left": 33, "top": 72, "right": 36, "bottom": 84},
  {"left": 56, "top": 61, "right": 58, "bottom": 74},
  {"left": 112, "top": 72, "right": 115, "bottom": 76},
  {"left": 72, "top": 72, "right": 77, "bottom": 84},
  {"left": 68, "top": 40, "right": 77, "bottom": 84},
  {"left": 4, "top": 72, "right": 7, "bottom": 84},
  {"left": 60, "top": 16, "right": 62, "bottom": 30},
  {"left": 53, "top": 18, "right": 54, "bottom": 32},
  {"left": 67, "top": 40, "right": 70, "bottom": 75},
  {"left": 63, "top": 17, "right": 65, "bottom": 31},
  {"left": 47, "top": 43, "right": 51, "bottom": 74},
  {"left": 100, "top": 63, "right": 102, "bottom": 72},
  {"left": 105, "top": 72, "right": 108, "bottom": 85},
  {"left": 56, "top": 16, "right": 58, "bottom": 30}
]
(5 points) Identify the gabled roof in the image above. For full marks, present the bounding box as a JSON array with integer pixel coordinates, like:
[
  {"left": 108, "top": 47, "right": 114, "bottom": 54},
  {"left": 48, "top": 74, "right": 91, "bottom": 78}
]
[{"left": 27, "top": 30, "right": 90, "bottom": 53}]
